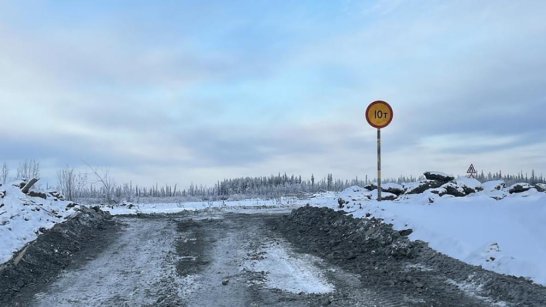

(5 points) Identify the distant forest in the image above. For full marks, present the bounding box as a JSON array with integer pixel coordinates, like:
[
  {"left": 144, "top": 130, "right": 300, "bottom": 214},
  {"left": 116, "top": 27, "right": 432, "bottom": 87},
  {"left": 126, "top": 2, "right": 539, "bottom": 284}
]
[{"left": 1, "top": 160, "right": 544, "bottom": 203}]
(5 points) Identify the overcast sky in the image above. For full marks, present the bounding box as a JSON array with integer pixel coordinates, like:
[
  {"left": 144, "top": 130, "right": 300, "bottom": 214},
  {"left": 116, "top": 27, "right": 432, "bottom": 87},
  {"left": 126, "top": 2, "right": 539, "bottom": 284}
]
[{"left": 1, "top": 0, "right": 546, "bottom": 187}]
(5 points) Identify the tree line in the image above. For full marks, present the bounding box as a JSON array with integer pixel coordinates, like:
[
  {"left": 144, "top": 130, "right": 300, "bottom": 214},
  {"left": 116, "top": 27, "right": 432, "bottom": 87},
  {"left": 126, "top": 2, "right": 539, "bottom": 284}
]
[
  {"left": 475, "top": 170, "right": 545, "bottom": 185},
  {"left": 1, "top": 160, "right": 544, "bottom": 203}
]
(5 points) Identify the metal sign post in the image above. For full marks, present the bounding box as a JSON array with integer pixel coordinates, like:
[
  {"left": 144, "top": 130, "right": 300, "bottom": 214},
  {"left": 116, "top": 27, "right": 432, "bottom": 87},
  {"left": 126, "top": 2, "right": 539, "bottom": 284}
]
[
  {"left": 365, "top": 100, "right": 393, "bottom": 202},
  {"left": 377, "top": 128, "right": 381, "bottom": 201}
]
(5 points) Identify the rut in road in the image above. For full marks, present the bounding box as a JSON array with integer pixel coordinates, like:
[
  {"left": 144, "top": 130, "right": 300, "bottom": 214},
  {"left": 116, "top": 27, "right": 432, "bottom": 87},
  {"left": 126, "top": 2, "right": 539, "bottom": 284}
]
[
  {"left": 176, "top": 214, "right": 397, "bottom": 306},
  {"left": 29, "top": 212, "right": 398, "bottom": 307},
  {"left": 32, "top": 218, "right": 184, "bottom": 306}
]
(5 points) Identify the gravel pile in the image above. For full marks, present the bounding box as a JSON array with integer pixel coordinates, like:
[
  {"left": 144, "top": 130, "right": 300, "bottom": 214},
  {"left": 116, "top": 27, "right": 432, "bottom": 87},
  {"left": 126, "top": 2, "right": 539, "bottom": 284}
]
[
  {"left": 0, "top": 206, "right": 118, "bottom": 305},
  {"left": 273, "top": 205, "right": 546, "bottom": 306}
]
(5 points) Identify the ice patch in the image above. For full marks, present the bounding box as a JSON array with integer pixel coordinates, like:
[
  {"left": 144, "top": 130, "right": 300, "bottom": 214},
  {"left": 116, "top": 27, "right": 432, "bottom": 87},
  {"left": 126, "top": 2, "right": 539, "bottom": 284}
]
[{"left": 243, "top": 241, "right": 334, "bottom": 294}]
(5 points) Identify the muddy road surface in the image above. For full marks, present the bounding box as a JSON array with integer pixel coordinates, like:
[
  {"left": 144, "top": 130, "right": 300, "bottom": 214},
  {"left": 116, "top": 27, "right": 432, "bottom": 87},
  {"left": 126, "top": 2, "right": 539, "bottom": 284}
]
[
  {"left": 10, "top": 210, "right": 546, "bottom": 306},
  {"left": 23, "top": 213, "right": 384, "bottom": 307}
]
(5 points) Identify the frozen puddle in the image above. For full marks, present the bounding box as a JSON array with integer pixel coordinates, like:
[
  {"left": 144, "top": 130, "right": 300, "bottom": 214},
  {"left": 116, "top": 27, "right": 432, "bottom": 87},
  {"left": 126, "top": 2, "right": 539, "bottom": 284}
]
[{"left": 243, "top": 241, "right": 335, "bottom": 294}]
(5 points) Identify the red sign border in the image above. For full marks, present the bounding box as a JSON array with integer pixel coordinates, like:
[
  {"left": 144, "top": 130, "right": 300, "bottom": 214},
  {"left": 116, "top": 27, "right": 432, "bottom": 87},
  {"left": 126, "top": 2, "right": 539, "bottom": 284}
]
[{"left": 365, "top": 100, "right": 394, "bottom": 129}]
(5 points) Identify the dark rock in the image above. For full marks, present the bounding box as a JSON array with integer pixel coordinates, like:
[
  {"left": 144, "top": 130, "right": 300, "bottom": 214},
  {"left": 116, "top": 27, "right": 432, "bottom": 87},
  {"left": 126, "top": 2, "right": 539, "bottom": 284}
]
[
  {"left": 399, "top": 229, "right": 413, "bottom": 236},
  {"left": 462, "top": 186, "right": 476, "bottom": 194},
  {"left": 441, "top": 183, "right": 466, "bottom": 197},
  {"left": 66, "top": 202, "right": 77, "bottom": 209},
  {"left": 380, "top": 194, "right": 398, "bottom": 201},
  {"left": 48, "top": 191, "right": 64, "bottom": 200},
  {"left": 364, "top": 184, "right": 377, "bottom": 191},
  {"left": 508, "top": 183, "right": 532, "bottom": 194},
  {"left": 28, "top": 191, "right": 47, "bottom": 199},
  {"left": 405, "top": 180, "right": 443, "bottom": 194},
  {"left": 222, "top": 278, "right": 229, "bottom": 286},
  {"left": 429, "top": 188, "right": 443, "bottom": 195},
  {"left": 381, "top": 183, "right": 405, "bottom": 195},
  {"left": 424, "top": 172, "right": 454, "bottom": 183},
  {"left": 337, "top": 198, "right": 346, "bottom": 208}
]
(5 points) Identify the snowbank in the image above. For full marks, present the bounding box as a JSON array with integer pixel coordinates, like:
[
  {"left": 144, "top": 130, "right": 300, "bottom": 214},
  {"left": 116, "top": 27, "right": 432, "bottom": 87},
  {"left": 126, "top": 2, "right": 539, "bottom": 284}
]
[
  {"left": 307, "top": 186, "right": 546, "bottom": 286},
  {"left": 0, "top": 182, "right": 80, "bottom": 264}
]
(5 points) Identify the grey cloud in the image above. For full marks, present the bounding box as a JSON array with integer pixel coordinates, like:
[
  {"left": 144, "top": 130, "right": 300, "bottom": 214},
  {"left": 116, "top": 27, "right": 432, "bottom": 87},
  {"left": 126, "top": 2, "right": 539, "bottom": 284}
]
[
  {"left": 178, "top": 125, "right": 348, "bottom": 168},
  {"left": 0, "top": 131, "right": 184, "bottom": 170},
  {"left": 0, "top": 135, "right": 118, "bottom": 167}
]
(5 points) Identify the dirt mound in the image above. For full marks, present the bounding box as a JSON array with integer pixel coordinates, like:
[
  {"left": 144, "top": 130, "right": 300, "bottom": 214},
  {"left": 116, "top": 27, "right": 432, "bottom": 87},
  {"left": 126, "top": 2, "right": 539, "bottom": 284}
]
[
  {"left": 273, "top": 206, "right": 546, "bottom": 306},
  {"left": 0, "top": 206, "right": 118, "bottom": 305}
]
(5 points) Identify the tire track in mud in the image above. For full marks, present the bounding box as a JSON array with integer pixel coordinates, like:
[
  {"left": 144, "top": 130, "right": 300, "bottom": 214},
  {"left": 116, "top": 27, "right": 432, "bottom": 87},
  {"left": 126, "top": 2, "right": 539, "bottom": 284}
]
[
  {"left": 29, "top": 218, "right": 185, "bottom": 307},
  {"left": 176, "top": 213, "right": 402, "bottom": 307},
  {"left": 14, "top": 209, "right": 520, "bottom": 307}
]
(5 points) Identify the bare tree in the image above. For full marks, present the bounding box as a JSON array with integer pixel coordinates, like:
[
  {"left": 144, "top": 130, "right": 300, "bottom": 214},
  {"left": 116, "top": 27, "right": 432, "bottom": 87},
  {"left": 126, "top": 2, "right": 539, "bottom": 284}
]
[
  {"left": 86, "top": 164, "right": 116, "bottom": 204},
  {"left": 16, "top": 160, "right": 40, "bottom": 180},
  {"left": 57, "top": 166, "right": 78, "bottom": 201},
  {"left": 1, "top": 162, "right": 8, "bottom": 184}
]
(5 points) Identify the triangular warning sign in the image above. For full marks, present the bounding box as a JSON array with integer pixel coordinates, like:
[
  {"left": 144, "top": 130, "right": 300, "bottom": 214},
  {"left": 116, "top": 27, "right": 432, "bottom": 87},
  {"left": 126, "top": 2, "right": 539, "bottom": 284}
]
[{"left": 467, "top": 164, "right": 477, "bottom": 174}]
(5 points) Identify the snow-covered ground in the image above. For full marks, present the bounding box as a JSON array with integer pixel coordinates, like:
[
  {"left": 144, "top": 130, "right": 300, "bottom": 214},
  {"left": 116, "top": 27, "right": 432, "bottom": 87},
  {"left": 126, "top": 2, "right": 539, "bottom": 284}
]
[
  {"left": 0, "top": 182, "right": 79, "bottom": 265},
  {"left": 308, "top": 184, "right": 546, "bottom": 287},
  {"left": 102, "top": 197, "right": 303, "bottom": 216}
]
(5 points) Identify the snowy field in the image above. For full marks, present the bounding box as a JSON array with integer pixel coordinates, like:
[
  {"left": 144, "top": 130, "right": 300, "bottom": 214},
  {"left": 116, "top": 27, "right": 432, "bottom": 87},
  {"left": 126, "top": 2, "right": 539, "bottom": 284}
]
[{"left": 102, "top": 197, "right": 303, "bottom": 216}]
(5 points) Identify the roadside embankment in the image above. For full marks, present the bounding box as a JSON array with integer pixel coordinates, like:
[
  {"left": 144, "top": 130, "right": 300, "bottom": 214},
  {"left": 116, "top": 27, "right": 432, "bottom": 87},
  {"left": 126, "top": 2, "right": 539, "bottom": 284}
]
[
  {"left": 274, "top": 206, "right": 546, "bottom": 306},
  {"left": 0, "top": 206, "right": 117, "bottom": 305}
]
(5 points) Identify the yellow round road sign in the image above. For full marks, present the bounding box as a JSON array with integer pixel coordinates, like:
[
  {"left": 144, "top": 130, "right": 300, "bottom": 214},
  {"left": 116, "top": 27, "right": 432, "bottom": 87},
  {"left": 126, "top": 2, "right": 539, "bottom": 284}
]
[{"left": 365, "top": 100, "right": 393, "bottom": 129}]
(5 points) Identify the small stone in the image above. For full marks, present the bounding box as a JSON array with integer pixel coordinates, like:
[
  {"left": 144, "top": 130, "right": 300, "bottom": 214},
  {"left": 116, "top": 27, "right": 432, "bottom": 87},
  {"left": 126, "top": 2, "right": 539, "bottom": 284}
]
[
  {"left": 399, "top": 229, "right": 413, "bottom": 236},
  {"left": 222, "top": 279, "right": 229, "bottom": 286}
]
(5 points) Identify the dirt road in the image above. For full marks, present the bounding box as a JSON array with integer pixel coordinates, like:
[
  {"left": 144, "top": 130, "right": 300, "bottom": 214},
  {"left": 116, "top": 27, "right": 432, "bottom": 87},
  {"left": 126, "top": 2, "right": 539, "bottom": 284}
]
[
  {"left": 15, "top": 209, "right": 546, "bottom": 306},
  {"left": 26, "top": 212, "right": 391, "bottom": 306}
]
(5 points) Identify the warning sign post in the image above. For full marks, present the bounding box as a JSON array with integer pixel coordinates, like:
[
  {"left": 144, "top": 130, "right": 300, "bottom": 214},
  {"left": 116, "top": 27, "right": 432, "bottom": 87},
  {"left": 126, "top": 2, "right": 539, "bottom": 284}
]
[
  {"left": 365, "top": 100, "right": 394, "bottom": 201},
  {"left": 467, "top": 164, "right": 477, "bottom": 178}
]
